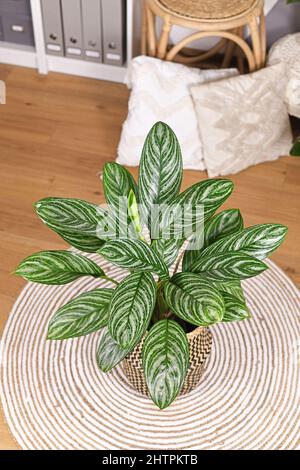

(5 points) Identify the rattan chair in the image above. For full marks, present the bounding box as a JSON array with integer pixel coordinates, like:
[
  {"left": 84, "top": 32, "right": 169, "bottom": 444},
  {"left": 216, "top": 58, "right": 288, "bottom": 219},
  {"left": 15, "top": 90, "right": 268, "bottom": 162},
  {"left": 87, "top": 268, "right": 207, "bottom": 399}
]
[{"left": 141, "top": 0, "right": 266, "bottom": 72}]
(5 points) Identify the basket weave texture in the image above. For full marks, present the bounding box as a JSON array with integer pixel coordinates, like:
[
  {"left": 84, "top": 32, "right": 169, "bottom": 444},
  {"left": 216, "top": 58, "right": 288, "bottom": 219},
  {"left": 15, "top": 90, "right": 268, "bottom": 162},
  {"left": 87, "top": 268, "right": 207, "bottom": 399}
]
[
  {"left": 122, "top": 326, "right": 213, "bottom": 396},
  {"left": 159, "top": 0, "right": 256, "bottom": 20}
]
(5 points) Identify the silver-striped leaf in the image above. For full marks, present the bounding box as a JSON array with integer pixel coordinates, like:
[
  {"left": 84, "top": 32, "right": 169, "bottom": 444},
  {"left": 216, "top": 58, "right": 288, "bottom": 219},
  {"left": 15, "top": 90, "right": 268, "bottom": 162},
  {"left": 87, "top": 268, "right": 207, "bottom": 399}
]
[
  {"left": 154, "top": 179, "right": 234, "bottom": 241},
  {"left": 199, "top": 224, "right": 288, "bottom": 261},
  {"left": 103, "top": 162, "right": 138, "bottom": 239},
  {"left": 35, "top": 197, "right": 105, "bottom": 252},
  {"left": 142, "top": 319, "right": 189, "bottom": 409},
  {"left": 108, "top": 272, "right": 156, "bottom": 349},
  {"left": 175, "top": 179, "right": 234, "bottom": 221},
  {"left": 222, "top": 292, "right": 250, "bottom": 323},
  {"left": 53, "top": 228, "right": 105, "bottom": 253},
  {"left": 96, "top": 327, "right": 131, "bottom": 372},
  {"left": 103, "top": 161, "right": 138, "bottom": 210},
  {"left": 98, "top": 239, "right": 169, "bottom": 280},
  {"left": 204, "top": 209, "right": 244, "bottom": 244},
  {"left": 214, "top": 280, "right": 245, "bottom": 303},
  {"left": 15, "top": 250, "right": 105, "bottom": 285},
  {"left": 190, "top": 251, "right": 268, "bottom": 281},
  {"left": 151, "top": 238, "right": 183, "bottom": 267},
  {"left": 182, "top": 209, "right": 244, "bottom": 271},
  {"left": 138, "top": 122, "right": 183, "bottom": 230},
  {"left": 48, "top": 288, "right": 113, "bottom": 340},
  {"left": 128, "top": 189, "right": 143, "bottom": 239},
  {"left": 164, "top": 272, "right": 225, "bottom": 326}
]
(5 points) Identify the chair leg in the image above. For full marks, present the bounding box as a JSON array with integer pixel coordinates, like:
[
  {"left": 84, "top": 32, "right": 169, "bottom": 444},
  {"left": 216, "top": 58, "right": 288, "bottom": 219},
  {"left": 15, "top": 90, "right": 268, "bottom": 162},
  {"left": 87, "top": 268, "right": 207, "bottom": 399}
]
[
  {"left": 259, "top": 11, "right": 267, "bottom": 67},
  {"left": 222, "top": 30, "right": 236, "bottom": 68},
  {"left": 176, "top": 38, "right": 227, "bottom": 65},
  {"left": 248, "top": 14, "right": 262, "bottom": 69},
  {"left": 147, "top": 5, "right": 156, "bottom": 57},
  {"left": 141, "top": 0, "right": 147, "bottom": 55},
  {"left": 157, "top": 17, "right": 171, "bottom": 60},
  {"left": 166, "top": 29, "right": 255, "bottom": 71},
  {"left": 235, "top": 27, "right": 245, "bottom": 74}
]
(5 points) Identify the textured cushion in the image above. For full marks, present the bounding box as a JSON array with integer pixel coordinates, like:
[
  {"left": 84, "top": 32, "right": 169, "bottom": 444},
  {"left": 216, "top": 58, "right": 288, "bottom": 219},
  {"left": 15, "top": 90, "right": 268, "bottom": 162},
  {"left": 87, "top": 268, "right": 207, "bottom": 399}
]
[
  {"left": 117, "top": 56, "right": 238, "bottom": 170},
  {"left": 190, "top": 63, "right": 292, "bottom": 177},
  {"left": 268, "top": 33, "right": 300, "bottom": 119}
]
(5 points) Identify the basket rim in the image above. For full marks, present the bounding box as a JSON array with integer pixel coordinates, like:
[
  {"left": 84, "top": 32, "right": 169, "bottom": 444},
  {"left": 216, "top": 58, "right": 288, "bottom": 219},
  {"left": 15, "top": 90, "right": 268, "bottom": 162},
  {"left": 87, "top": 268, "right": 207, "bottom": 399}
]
[
  {"left": 186, "top": 325, "right": 207, "bottom": 339},
  {"left": 131, "top": 325, "right": 208, "bottom": 349}
]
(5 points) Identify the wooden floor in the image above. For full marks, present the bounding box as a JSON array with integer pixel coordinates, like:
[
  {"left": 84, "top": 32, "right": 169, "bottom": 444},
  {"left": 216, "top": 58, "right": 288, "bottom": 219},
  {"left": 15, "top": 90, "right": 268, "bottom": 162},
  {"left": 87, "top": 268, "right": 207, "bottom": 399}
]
[{"left": 0, "top": 65, "right": 299, "bottom": 450}]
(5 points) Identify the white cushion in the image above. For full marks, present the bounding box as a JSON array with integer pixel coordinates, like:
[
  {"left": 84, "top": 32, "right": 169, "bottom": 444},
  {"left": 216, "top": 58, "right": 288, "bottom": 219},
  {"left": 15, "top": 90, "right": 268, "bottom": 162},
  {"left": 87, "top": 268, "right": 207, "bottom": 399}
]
[
  {"left": 268, "top": 33, "right": 300, "bottom": 119},
  {"left": 117, "top": 56, "right": 238, "bottom": 170},
  {"left": 190, "top": 63, "right": 292, "bottom": 177}
]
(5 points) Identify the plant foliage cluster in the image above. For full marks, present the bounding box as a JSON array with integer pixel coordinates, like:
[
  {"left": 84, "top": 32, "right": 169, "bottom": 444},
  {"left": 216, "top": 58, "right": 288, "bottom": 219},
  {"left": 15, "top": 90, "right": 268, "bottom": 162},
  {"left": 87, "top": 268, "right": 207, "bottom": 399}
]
[{"left": 15, "top": 122, "right": 287, "bottom": 408}]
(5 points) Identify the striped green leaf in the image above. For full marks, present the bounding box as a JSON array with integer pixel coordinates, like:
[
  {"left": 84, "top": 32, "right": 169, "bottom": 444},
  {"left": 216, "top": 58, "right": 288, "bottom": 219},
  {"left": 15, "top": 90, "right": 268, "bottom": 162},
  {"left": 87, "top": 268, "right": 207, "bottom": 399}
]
[
  {"left": 199, "top": 224, "right": 288, "bottom": 261},
  {"left": 48, "top": 288, "right": 113, "bottom": 340},
  {"left": 128, "top": 189, "right": 143, "bottom": 239},
  {"left": 190, "top": 251, "right": 268, "bottom": 281},
  {"left": 154, "top": 179, "right": 234, "bottom": 241},
  {"left": 222, "top": 292, "right": 250, "bottom": 323},
  {"left": 142, "top": 319, "right": 189, "bottom": 409},
  {"left": 96, "top": 327, "right": 131, "bottom": 372},
  {"left": 53, "top": 228, "right": 105, "bottom": 253},
  {"left": 15, "top": 250, "right": 105, "bottom": 285},
  {"left": 98, "top": 239, "right": 169, "bottom": 280},
  {"left": 164, "top": 272, "right": 225, "bottom": 326},
  {"left": 182, "top": 243, "right": 201, "bottom": 274},
  {"left": 183, "top": 209, "right": 244, "bottom": 271},
  {"left": 35, "top": 197, "right": 102, "bottom": 235},
  {"left": 204, "top": 209, "right": 244, "bottom": 245},
  {"left": 151, "top": 238, "right": 183, "bottom": 267},
  {"left": 103, "top": 162, "right": 138, "bottom": 209},
  {"left": 108, "top": 272, "right": 156, "bottom": 349},
  {"left": 175, "top": 179, "right": 234, "bottom": 220},
  {"left": 35, "top": 197, "right": 105, "bottom": 252},
  {"left": 103, "top": 162, "right": 138, "bottom": 239},
  {"left": 214, "top": 280, "right": 245, "bottom": 303},
  {"left": 138, "top": 122, "right": 183, "bottom": 230}
]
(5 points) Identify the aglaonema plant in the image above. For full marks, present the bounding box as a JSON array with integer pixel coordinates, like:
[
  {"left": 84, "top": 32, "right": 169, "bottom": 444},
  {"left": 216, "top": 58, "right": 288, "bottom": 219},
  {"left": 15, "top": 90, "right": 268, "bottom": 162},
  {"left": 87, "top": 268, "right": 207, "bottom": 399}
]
[{"left": 15, "top": 122, "right": 288, "bottom": 409}]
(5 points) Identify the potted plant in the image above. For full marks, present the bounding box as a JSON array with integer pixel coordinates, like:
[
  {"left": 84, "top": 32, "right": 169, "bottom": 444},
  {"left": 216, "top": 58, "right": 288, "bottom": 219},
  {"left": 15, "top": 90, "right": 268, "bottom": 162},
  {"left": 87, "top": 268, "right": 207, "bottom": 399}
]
[
  {"left": 290, "top": 136, "right": 300, "bottom": 156},
  {"left": 15, "top": 122, "right": 287, "bottom": 409}
]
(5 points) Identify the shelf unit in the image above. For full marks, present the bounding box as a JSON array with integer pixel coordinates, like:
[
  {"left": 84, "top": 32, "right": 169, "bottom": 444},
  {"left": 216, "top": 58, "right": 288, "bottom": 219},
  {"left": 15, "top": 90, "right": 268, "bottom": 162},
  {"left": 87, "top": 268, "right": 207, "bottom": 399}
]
[{"left": 0, "top": 0, "right": 135, "bottom": 83}]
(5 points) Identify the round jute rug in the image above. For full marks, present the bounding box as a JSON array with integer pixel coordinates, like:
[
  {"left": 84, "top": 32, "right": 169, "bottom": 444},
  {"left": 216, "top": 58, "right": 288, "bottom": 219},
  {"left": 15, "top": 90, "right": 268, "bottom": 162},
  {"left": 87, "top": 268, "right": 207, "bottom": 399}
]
[{"left": 1, "top": 256, "right": 299, "bottom": 450}]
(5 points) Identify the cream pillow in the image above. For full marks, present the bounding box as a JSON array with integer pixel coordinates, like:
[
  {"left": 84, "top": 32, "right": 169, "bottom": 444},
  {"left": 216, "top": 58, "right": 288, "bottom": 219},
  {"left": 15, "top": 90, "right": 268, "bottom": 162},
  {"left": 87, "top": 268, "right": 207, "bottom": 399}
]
[
  {"left": 190, "top": 63, "right": 292, "bottom": 177},
  {"left": 117, "top": 56, "right": 238, "bottom": 170},
  {"left": 268, "top": 33, "right": 300, "bottom": 119}
]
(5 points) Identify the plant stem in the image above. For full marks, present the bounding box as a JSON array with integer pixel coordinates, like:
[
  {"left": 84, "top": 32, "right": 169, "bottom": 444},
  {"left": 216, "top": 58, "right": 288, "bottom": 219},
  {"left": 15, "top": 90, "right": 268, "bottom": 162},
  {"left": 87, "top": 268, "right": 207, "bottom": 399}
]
[
  {"left": 173, "top": 250, "right": 184, "bottom": 274},
  {"left": 158, "top": 289, "right": 169, "bottom": 316},
  {"left": 102, "top": 276, "right": 119, "bottom": 286},
  {"left": 150, "top": 281, "right": 174, "bottom": 323}
]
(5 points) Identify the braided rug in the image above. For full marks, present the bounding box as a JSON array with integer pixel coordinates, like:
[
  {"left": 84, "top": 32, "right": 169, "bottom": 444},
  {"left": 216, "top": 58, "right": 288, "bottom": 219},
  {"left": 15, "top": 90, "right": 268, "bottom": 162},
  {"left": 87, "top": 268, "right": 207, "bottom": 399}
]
[{"left": 1, "top": 256, "right": 299, "bottom": 450}]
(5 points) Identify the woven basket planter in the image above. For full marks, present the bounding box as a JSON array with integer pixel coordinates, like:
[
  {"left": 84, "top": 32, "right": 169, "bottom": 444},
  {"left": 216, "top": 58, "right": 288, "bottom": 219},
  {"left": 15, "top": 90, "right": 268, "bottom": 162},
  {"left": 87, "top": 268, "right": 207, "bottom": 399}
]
[{"left": 122, "top": 326, "right": 213, "bottom": 396}]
